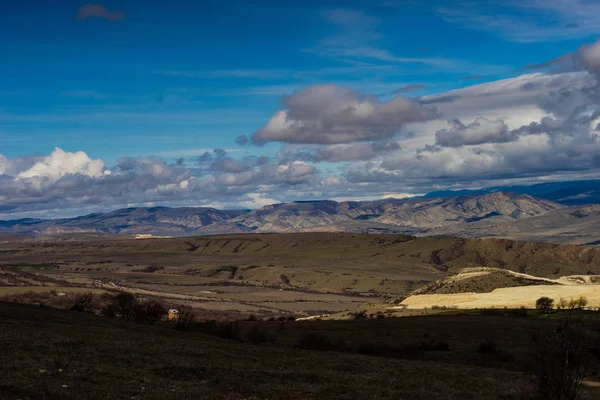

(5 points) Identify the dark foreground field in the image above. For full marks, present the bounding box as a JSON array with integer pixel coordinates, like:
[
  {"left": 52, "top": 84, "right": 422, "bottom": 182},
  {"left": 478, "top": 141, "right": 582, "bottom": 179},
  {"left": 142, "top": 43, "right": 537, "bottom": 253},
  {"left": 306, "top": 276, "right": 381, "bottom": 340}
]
[{"left": 3, "top": 302, "right": 600, "bottom": 400}]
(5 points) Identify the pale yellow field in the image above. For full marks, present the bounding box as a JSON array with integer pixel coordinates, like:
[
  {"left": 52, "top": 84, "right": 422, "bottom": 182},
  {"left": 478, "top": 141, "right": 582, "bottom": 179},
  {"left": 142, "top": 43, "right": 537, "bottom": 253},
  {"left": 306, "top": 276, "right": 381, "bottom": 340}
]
[{"left": 398, "top": 284, "right": 600, "bottom": 309}]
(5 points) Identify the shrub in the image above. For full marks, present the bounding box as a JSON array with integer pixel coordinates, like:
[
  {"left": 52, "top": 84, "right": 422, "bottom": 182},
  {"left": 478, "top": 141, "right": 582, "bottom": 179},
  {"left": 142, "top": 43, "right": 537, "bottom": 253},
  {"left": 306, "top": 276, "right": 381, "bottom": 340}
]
[
  {"left": 568, "top": 299, "right": 578, "bottom": 310},
  {"left": 535, "top": 297, "right": 554, "bottom": 312},
  {"left": 556, "top": 298, "right": 568, "bottom": 310},
  {"left": 101, "top": 304, "right": 117, "bottom": 318},
  {"left": 531, "top": 317, "right": 595, "bottom": 400},
  {"left": 70, "top": 292, "right": 95, "bottom": 312},
  {"left": 114, "top": 292, "right": 138, "bottom": 322},
  {"left": 175, "top": 306, "right": 196, "bottom": 329},
  {"left": 576, "top": 296, "right": 588, "bottom": 310},
  {"left": 134, "top": 300, "right": 167, "bottom": 325},
  {"left": 351, "top": 310, "right": 367, "bottom": 320}
]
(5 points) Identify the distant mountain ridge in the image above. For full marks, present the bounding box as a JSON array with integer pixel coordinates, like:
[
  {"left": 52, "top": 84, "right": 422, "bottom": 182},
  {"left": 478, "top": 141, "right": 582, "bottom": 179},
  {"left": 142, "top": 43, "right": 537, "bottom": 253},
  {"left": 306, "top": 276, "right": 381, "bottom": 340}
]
[
  {"left": 0, "top": 192, "right": 568, "bottom": 240},
  {"left": 196, "top": 192, "right": 561, "bottom": 235},
  {"left": 0, "top": 207, "right": 248, "bottom": 237},
  {"left": 422, "top": 179, "right": 600, "bottom": 206}
]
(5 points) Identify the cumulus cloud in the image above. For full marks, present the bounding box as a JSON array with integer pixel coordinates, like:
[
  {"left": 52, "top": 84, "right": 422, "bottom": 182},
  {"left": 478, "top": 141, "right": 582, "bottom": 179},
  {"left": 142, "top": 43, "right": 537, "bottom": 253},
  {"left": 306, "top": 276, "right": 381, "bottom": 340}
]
[
  {"left": 341, "top": 38, "right": 600, "bottom": 191},
  {"left": 0, "top": 148, "right": 324, "bottom": 216},
  {"left": 251, "top": 84, "right": 434, "bottom": 145},
  {"left": 347, "top": 73, "right": 600, "bottom": 188},
  {"left": 76, "top": 4, "right": 125, "bottom": 21},
  {"left": 17, "top": 148, "right": 106, "bottom": 181},
  {"left": 435, "top": 118, "right": 514, "bottom": 147}
]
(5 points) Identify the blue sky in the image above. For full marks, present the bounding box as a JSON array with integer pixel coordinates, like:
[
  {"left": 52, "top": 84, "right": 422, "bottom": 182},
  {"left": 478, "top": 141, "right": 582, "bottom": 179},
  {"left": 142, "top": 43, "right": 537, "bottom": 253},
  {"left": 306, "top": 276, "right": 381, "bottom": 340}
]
[{"left": 2, "top": 0, "right": 600, "bottom": 217}]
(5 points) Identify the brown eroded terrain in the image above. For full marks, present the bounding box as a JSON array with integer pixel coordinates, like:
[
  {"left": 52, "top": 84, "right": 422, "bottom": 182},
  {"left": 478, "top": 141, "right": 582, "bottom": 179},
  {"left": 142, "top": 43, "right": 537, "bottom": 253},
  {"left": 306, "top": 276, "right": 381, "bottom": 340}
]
[{"left": 3, "top": 233, "right": 600, "bottom": 317}]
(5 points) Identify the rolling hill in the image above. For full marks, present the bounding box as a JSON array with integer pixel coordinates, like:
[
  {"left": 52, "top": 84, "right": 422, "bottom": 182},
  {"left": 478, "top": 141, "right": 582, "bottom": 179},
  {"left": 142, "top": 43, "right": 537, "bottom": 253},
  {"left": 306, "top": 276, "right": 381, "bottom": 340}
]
[
  {"left": 4, "top": 233, "right": 600, "bottom": 298},
  {"left": 0, "top": 300, "right": 540, "bottom": 400}
]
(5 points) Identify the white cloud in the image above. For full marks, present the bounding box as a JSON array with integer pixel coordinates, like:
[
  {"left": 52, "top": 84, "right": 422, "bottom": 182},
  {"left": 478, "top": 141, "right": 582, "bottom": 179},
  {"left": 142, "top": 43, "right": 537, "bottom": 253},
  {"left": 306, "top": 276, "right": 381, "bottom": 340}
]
[
  {"left": 435, "top": 118, "right": 513, "bottom": 147},
  {"left": 17, "top": 148, "right": 106, "bottom": 181}
]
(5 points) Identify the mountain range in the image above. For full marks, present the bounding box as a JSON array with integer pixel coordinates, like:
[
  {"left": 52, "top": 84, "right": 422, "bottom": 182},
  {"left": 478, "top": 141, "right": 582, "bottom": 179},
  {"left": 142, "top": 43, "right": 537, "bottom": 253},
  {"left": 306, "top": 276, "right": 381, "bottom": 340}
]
[
  {"left": 0, "top": 191, "right": 593, "bottom": 245},
  {"left": 3, "top": 179, "right": 600, "bottom": 245}
]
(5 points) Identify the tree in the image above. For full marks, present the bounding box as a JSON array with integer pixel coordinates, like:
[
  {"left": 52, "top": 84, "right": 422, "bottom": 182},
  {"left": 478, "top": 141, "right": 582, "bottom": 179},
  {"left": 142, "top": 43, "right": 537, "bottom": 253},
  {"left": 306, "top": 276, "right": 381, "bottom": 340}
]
[
  {"left": 576, "top": 296, "right": 588, "bottom": 310},
  {"left": 556, "top": 298, "right": 568, "bottom": 310},
  {"left": 70, "top": 292, "right": 95, "bottom": 312},
  {"left": 568, "top": 299, "right": 578, "bottom": 310},
  {"left": 134, "top": 300, "right": 167, "bottom": 324},
  {"left": 114, "top": 291, "right": 138, "bottom": 322},
  {"left": 536, "top": 297, "right": 554, "bottom": 312},
  {"left": 531, "top": 317, "right": 595, "bottom": 400}
]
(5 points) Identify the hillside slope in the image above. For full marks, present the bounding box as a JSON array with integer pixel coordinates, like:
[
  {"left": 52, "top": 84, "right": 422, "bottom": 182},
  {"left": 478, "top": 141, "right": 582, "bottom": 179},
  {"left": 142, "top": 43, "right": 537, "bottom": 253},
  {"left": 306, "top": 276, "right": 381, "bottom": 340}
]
[
  {"left": 0, "top": 301, "right": 535, "bottom": 400},
  {"left": 3, "top": 233, "right": 600, "bottom": 297},
  {"left": 433, "top": 204, "right": 600, "bottom": 245}
]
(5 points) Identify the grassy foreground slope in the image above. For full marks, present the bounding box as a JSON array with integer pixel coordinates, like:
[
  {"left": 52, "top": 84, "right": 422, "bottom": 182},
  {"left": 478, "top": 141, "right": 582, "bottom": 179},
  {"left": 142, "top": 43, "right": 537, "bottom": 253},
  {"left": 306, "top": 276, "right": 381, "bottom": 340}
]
[{"left": 0, "top": 301, "right": 537, "bottom": 400}]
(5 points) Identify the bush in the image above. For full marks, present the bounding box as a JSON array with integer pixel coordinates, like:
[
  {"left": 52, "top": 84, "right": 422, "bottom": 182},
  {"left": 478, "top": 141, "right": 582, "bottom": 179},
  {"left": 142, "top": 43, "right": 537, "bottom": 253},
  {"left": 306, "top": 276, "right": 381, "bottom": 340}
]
[
  {"left": 535, "top": 297, "right": 554, "bottom": 312},
  {"left": 175, "top": 306, "right": 196, "bottom": 330},
  {"left": 134, "top": 300, "right": 166, "bottom": 325},
  {"left": 556, "top": 298, "right": 568, "bottom": 310},
  {"left": 70, "top": 292, "right": 95, "bottom": 312},
  {"left": 101, "top": 304, "right": 117, "bottom": 318},
  {"left": 114, "top": 292, "right": 138, "bottom": 322},
  {"left": 531, "top": 317, "right": 595, "bottom": 400},
  {"left": 576, "top": 296, "right": 588, "bottom": 310},
  {"left": 351, "top": 310, "right": 367, "bottom": 320}
]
